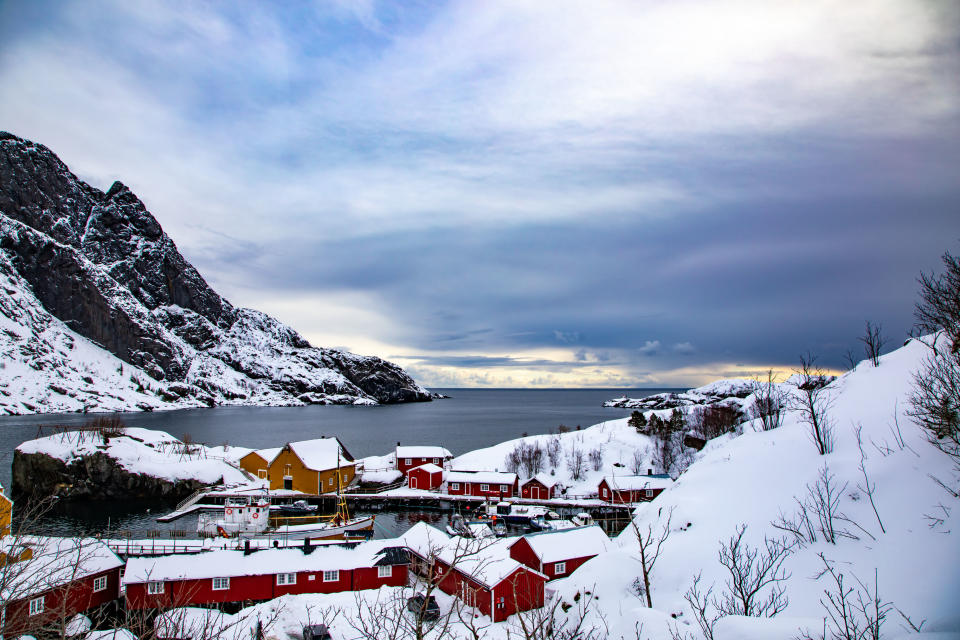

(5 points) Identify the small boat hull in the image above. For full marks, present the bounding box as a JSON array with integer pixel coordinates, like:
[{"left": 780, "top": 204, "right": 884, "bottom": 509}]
[{"left": 267, "top": 515, "right": 375, "bottom": 541}]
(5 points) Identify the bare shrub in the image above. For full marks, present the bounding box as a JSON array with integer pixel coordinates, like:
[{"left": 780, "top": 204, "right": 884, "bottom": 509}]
[
  {"left": 566, "top": 446, "right": 586, "bottom": 481},
  {"left": 772, "top": 464, "right": 870, "bottom": 547},
  {"left": 588, "top": 447, "right": 603, "bottom": 472},
  {"left": 791, "top": 353, "right": 836, "bottom": 455},
  {"left": 504, "top": 441, "right": 545, "bottom": 477},
  {"left": 859, "top": 321, "right": 886, "bottom": 367},
  {"left": 683, "top": 525, "right": 793, "bottom": 640},
  {"left": 630, "top": 449, "right": 644, "bottom": 475},
  {"left": 751, "top": 370, "right": 787, "bottom": 431},
  {"left": 546, "top": 436, "right": 563, "bottom": 470},
  {"left": 631, "top": 507, "right": 674, "bottom": 608},
  {"left": 690, "top": 405, "right": 741, "bottom": 440}
]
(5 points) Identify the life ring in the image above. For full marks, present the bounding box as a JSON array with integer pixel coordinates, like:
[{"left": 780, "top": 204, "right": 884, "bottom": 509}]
[
  {"left": 225, "top": 508, "right": 233, "bottom": 515},
  {"left": 252, "top": 512, "right": 259, "bottom": 519}
]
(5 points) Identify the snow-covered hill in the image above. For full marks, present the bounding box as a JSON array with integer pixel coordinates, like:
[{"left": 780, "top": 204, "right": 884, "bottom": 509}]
[
  {"left": 545, "top": 338, "right": 960, "bottom": 639},
  {"left": 0, "top": 132, "right": 430, "bottom": 414}
]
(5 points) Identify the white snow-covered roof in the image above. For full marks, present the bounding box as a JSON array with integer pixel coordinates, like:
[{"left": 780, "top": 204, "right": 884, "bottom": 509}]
[
  {"left": 602, "top": 475, "right": 673, "bottom": 491},
  {"left": 287, "top": 438, "right": 352, "bottom": 471},
  {"left": 0, "top": 537, "right": 123, "bottom": 600},
  {"left": 511, "top": 525, "right": 611, "bottom": 563},
  {"left": 410, "top": 463, "right": 444, "bottom": 474},
  {"left": 396, "top": 445, "right": 452, "bottom": 459},
  {"left": 446, "top": 470, "right": 517, "bottom": 485},
  {"left": 400, "top": 523, "right": 544, "bottom": 588},
  {"left": 246, "top": 447, "right": 281, "bottom": 464},
  {"left": 523, "top": 473, "right": 558, "bottom": 488},
  {"left": 123, "top": 538, "right": 400, "bottom": 584}
]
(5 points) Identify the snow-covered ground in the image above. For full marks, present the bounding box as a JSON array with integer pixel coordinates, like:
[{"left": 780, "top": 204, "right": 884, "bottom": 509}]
[{"left": 16, "top": 427, "right": 255, "bottom": 485}]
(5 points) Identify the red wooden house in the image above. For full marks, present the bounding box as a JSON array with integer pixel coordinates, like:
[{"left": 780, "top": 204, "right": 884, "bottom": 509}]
[
  {"left": 445, "top": 471, "right": 519, "bottom": 499},
  {"left": 124, "top": 541, "right": 408, "bottom": 610},
  {"left": 598, "top": 474, "right": 673, "bottom": 504},
  {"left": 402, "top": 523, "right": 546, "bottom": 622},
  {"left": 395, "top": 445, "right": 453, "bottom": 475},
  {"left": 508, "top": 526, "right": 610, "bottom": 580},
  {"left": 407, "top": 463, "right": 445, "bottom": 491},
  {"left": 0, "top": 537, "right": 124, "bottom": 638},
  {"left": 520, "top": 474, "right": 558, "bottom": 500}
]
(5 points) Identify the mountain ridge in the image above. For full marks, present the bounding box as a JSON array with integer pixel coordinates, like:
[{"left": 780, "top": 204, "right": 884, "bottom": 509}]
[{"left": 0, "top": 131, "right": 430, "bottom": 414}]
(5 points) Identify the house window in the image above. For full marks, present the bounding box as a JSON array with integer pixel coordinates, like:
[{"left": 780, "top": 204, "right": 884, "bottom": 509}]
[
  {"left": 284, "top": 464, "right": 292, "bottom": 476},
  {"left": 277, "top": 573, "right": 297, "bottom": 586},
  {"left": 501, "top": 484, "right": 509, "bottom": 493},
  {"left": 93, "top": 575, "right": 108, "bottom": 592},
  {"left": 212, "top": 577, "right": 230, "bottom": 591},
  {"left": 433, "top": 458, "right": 439, "bottom": 464},
  {"left": 405, "top": 458, "right": 411, "bottom": 465},
  {"left": 147, "top": 581, "right": 165, "bottom": 594},
  {"left": 450, "top": 482, "right": 459, "bottom": 490},
  {"left": 258, "top": 469, "right": 267, "bottom": 479},
  {"left": 378, "top": 565, "right": 392, "bottom": 578},
  {"left": 329, "top": 477, "right": 334, "bottom": 486},
  {"left": 29, "top": 596, "right": 44, "bottom": 616},
  {"left": 480, "top": 484, "right": 489, "bottom": 492},
  {"left": 645, "top": 489, "right": 654, "bottom": 498},
  {"left": 323, "top": 570, "right": 339, "bottom": 582},
  {"left": 555, "top": 561, "right": 567, "bottom": 575},
  {"left": 601, "top": 488, "right": 608, "bottom": 497}
]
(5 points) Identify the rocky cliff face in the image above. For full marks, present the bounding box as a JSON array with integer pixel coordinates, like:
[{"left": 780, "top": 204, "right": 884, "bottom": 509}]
[{"left": 0, "top": 132, "right": 430, "bottom": 413}]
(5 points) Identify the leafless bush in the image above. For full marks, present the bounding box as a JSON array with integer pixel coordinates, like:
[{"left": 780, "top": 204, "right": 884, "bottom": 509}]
[
  {"left": 690, "top": 404, "right": 741, "bottom": 440},
  {"left": 797, "top": 555, "right": 895, "bottom": 640},
  {"left": 632, "top": 507, "right": 674, "bottom": 608},
  {"left": 546, "top": 436, "right": 563, "bottom": 470},
  {"left": 509, "top": 583, "right": 607, "bottom": 640},
  {"left": 854, "top": 424, "right": 885, "bottom": 535},
  {"left": 588, "top": 447, "right": 603, "bottom": 472},
  {"left": 751, "top": 370, "right": 787, "bottom": 431},
  {"left": 859, "top": 321, "right": 886, "bottom": 367},
  {"left": 772, "top": 464, "right": 870, "bottom": 547},
  {"left": 682, "top": 525, "right": 793, "bottom": 640},
  {"left": 791, "top": 353, "right": 836, "bottom": 455},
  {"left": 566, "top": 446, "right": 586, "bottom": 481},
  {"left": 630, "top": 449, "right": 645, "bottom": 475}
]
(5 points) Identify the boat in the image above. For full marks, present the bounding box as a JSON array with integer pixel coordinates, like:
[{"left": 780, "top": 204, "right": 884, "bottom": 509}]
[
  {"left": 571, "top": 512, "right": 595, "bottom": 527},
  {"left": 273, "top": 499, "right": 318, "bottom": 515},
  {"left": 529, "top": 515, "right": 577, "bottom": 532},
  {"left": 197, "top": 496, "right": 270, "bottom": 537},
  {"left": 484, "top": 501, "right": 556, "bottom": 524}
]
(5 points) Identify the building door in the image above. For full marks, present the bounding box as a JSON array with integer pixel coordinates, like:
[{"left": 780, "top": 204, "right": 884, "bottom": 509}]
[
  {"left": 284, "top": 477, "right": 293, "bottom": 490},
  {"left": 531, "top": 487, "right": 539, "bottom": 499},
  {"left": 411, "top": 477, "right": 418, "bottom": 489}
]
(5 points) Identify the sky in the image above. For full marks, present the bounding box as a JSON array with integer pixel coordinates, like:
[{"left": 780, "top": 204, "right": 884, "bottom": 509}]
[{"left": 1, "top": 0, "right": 958, "bottom": 388}]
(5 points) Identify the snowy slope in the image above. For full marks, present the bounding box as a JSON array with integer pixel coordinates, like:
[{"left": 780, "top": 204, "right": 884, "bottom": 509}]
[{"left": 552, "top": 338, "right": 960, "bottom": 639}]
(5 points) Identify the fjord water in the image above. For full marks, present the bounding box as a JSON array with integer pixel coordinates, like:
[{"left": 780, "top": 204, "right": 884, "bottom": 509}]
[{"left": 0, "top": 388, "right": 674, "bottom": 535}]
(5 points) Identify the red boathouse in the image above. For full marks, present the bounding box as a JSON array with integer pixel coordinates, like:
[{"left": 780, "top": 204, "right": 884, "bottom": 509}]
[
  {"left": 598, "top": 474, "right": 673, "bottom": 503},
  {"left": 520, "top": 474, "right": 558, "bottom": 500},
  {"left": 395, "top": 445, "right": 453, "bottom": 475},
  {"left": 445, "top": 471, "right": 519, "bottom": 498},
  {"left": 123, "top": 541, "right": 408, "bottom": 609},
  {"left": 0, "top": 537, "right": 124, "bottom": 638},
  {"left": 407, "top": 463, "right": 445, "bottom": 491},
  {"left": 508, "top": 526, "right": 611, "bottom": 580}
]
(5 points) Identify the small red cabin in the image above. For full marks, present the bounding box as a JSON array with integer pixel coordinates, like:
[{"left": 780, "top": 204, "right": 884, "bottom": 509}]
[
  {"left": 520, "top": 474, "right": 558, "bottom": 500},
  {"left": 0, "top": 537, "right": 123, "bottom": 638},
  {"left": 395, "top": 445, "right": 453, "bottom": 475},
  {"left": 124, "top": 542, "right": 408, "bottom": 609},
  {"left": 402, "top": 523, "right": 546, "bottom": 622},
  {"left": 445, "top": 471, "right": 519, "bottom": 498},
  {"left": 407, "top": 463, "right": 445, "bottom": 491},
  {"left": 598, "top": 474, "right": 673, "bottom": 504},
  {"left": 508, "top": 526, "right": 610, "bottom": 580}
]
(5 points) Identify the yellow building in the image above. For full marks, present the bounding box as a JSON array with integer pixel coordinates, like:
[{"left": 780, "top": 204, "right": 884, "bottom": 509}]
[
  {"left": 238, "top": 447, "right": 282, "bottom": 480},
  {"left": 0, "top": 484, "right": 12, "bottom": 538},
  {"left": 267, "top": 438, "right": 356, "bottom": 494}
]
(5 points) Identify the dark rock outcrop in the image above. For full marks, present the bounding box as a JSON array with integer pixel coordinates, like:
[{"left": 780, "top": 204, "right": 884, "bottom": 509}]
[
  {"left": 0, "top": 131, "right": 431, "bottom": 410},
  {"left": 11, "top": 449, "right": 210, "bottom": 504}
]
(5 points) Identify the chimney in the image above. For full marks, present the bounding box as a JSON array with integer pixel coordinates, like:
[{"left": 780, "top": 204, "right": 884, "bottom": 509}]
[
  {"left": 647, "top": 468, "right": 652, "bottom": 476},
  {"left": 397, "top": 441, "right": 401, "bottom": 447},
  {"left": 243, "top": 540, "right": 251, "bottom": 555}
]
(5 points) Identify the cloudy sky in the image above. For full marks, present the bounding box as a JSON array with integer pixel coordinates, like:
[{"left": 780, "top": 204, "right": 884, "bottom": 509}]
[{"left": 1, "top": 1, "right": 958, "bottom": 388}]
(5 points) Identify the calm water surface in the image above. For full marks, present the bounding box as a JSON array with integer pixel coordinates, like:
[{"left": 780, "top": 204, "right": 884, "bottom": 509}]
[{"left": 0, "top": 388, "right": 673, "bottom": 535}]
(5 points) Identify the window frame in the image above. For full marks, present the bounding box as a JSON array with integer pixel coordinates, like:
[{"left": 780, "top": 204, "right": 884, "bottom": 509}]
[
  {"left": 276, "top": 573, "right": 297, "bottom": 586},
  {"left": 93, "top": 575, "right": 108, "bottom": 592},
  {"left": 378, "top": 565, "right": 392, "bottom": 578},
  {"left": 147, "top": 581, "right": 165, "bottom": 595},
  {"left": 450, "top": 482, "right": 459, "bottom": 490},
  {"left": 645, "top": 489, "right": 654, "bottom": 498},
  {"left": 323, "top": 570, "right": 339, "bottom": 582},
  {"left": 555, "top": 561, "right": 567, "bottom": 575},
  {"left": 480, "top": 483, "right": 490, "bottom": 492},
  {"left": 29, "top": 596, "right": 44, "bottom": 616},
  {"left": 211, "top": 577, "right": 230, "bottom": 591},
  {"left": 500, "top": 484, "right": 509, "bottom": 493}
]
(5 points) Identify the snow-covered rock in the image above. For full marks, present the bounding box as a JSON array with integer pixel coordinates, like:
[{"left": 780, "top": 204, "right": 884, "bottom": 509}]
[{"left": 0, "top": 131, "right": 430, "bottom": 414}]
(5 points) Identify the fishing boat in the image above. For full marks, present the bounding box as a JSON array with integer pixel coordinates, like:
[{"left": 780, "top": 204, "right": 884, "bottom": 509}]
[
  {"left": 197, "top": 496, "right": 271, "bottom": 537},
  {"left": 483, "top": 501, "right": 557, "bottom": 524},
  {"left": 273, "top": 499, "right": 318, "bottom": 515}
]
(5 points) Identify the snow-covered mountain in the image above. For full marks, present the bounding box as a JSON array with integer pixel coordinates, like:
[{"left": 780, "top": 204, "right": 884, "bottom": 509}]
[{"left": 0, "top": 132, "right": 430, "bottom": 415}]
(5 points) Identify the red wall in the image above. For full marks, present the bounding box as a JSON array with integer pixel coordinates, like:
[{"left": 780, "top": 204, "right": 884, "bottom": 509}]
[
  {"left": 508, "top": 539, "right": 596, "bottom": 580},
  {"left": 520, "top": 480, "right": 554, "bottom": 499},
  {"left": 491, "top": 567, "right": 546, "bottom": 621},
  {"left": 126, "top": 565, "right": 407, "bottom": 609},
  {"left": 407, "top": 468, "right": 443, "bottom": 490},
  {"left": 3, "top": 567, "right": 121, "bottom": 637},
  {"left": 598, "top": 480, "right": 664, "bottom": 503},
  {"left": 446, "top": 480, "right": 518, "bottom": 498},
  {"left": 397, "top": 456, "right": 447, "bottom": 475}
]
